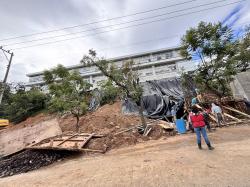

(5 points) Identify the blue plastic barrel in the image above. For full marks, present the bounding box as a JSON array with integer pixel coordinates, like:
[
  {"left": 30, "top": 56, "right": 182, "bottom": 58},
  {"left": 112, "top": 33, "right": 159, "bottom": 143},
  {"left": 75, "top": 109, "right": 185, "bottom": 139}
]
[{"left": 175, "top": 119, "right": 186, "bottom": 134}]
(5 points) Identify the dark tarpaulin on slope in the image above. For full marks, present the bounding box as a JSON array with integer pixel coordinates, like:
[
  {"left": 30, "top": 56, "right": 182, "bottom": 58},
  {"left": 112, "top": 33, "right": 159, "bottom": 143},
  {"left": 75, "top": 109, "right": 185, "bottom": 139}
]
[{"left": 122, "top": 77, "right": 184, "bottom": 119}]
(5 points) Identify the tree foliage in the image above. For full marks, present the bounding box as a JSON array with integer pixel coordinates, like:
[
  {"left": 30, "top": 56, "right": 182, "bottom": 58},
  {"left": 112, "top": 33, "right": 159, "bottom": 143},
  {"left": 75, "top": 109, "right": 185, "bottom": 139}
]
[
  {"left": 2, "top": 88, "right": 48, "bottom": 123},
  {"left": 43, "top": 64, "right": 91, "bottom": 131},
  {"left": 233, "top": 26, "right": 250, "bottom": 71},
  {"left": 81, "top": 50, "right": 146, "bottom": 127},
  {"left": 98, "top": 79, "right": 120, "bottom": 105},
  {"left": 180, "top": 21, "right": 247, "bottom": 97}
]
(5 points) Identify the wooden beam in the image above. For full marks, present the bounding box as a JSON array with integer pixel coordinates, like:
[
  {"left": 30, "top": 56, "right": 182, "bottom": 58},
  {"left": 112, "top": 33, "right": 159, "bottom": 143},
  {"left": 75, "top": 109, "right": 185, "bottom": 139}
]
[
  {"left": 208, "top": 114, "right": 217, "bottom": 122},
  {"left": 26, "top": 146, "right": 105, "bottom": 153},
  {"left": 144, "top": 127, "right": 152, "bottom": 136},
  {"left": 224, "top": 112, "right": 242, "bottom": 122},
  {"left": 80, "top": 148, "right": 105, "bottom": 153},
  {"left": 57, "top": 133, "right": 78, "bottom": 146},
  {"left": 80, "top": 133, "right": 95, "bottom": 148},
  {"left": 52, "top": 139, "right": 88, "bottom": 142},
  {"left": 114, "top": 125, "right": 140, "bottom": 136},
  {"left": 226, "top": 120, "right": 250, "bottom": 126},
  {"left": 62, "top": 133, "right": 104, "bottom": 138},
  {"left": 223, "top": 106, "right": 250, "bottom": 119}
]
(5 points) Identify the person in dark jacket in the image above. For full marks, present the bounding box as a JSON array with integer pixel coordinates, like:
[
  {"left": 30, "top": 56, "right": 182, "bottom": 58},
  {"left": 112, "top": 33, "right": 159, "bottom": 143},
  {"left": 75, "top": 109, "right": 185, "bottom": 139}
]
[
  {"left": 244, "top": 98, "right": 250, "bottom": 114},
  {"left": 203, "top": 107, "right": 212, "bottom": 132},
  {"left": 190, "top": 106, "right": 214, "bottom": 150}
]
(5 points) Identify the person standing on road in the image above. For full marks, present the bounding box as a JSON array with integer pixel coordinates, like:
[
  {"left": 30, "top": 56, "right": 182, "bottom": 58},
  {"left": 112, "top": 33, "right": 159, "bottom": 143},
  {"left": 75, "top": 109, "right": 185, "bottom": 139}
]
[
  {"left": 187, "top": 109, "right": 195, "bottom": 133},
  {"left": 203, "top": 106, "right": 212, "bottom": 132},
  {"left": 211, "top": 103, "right": 224, "bottom": 127},
  {"left": 190, "top": 106, "right": 214, "bottom": 150}
]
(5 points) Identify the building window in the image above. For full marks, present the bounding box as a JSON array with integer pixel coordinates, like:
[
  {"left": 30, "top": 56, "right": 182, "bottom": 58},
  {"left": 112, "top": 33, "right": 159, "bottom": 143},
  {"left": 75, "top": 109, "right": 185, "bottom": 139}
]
[
  {"left": 156, "top": 70, "right": 166, "bottom": 74},
  {"left": 157, "top": 56, "right": 162, "bottom": 60},
  {"left": 165, "top": 52, "right": 173, "bottom": 59},
  {"left": 145, "top": 72, "right": 153, "bottom": 76}
]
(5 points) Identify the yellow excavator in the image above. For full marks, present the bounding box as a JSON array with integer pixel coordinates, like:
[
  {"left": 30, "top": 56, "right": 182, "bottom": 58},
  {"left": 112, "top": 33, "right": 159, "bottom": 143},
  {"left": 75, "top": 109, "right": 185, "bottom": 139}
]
[{"left": 0, "top": 119, "right": 9, "bottom": 130}]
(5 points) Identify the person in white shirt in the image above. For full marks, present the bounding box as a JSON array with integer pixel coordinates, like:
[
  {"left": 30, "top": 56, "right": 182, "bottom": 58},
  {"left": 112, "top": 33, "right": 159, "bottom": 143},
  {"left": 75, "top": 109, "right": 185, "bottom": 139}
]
[{"left": 211, "top": 103, "right": 224, "bottom": 127}]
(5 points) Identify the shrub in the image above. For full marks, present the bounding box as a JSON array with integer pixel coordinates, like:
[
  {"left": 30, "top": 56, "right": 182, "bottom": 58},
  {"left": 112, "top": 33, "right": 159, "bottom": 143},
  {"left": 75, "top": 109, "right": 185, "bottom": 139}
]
[
  {"left": 98, "top": 79, "right": 120, "bottom": 105},
  {"left": 5, "top": 89, "right": 48, "bottom": 123}
]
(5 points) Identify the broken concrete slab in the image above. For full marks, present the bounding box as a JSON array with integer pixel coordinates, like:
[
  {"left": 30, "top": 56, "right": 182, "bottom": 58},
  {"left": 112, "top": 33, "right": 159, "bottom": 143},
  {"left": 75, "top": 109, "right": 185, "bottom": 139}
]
[{"left": 0, "top": 118, "right": 62, "bottom": 157}]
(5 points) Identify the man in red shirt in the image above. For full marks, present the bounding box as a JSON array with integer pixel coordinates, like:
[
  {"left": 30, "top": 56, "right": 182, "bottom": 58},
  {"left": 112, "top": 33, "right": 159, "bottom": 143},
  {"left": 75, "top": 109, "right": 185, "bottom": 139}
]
[{"left": 190, "top": 106, "right": 214, "bottom": 150}]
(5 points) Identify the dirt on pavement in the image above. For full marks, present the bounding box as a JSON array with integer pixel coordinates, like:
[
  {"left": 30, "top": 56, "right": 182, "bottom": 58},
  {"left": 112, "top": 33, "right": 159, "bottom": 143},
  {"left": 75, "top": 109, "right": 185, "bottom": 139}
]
[{"left": 1, "top": 125, "right": 250, "bottom": 187}]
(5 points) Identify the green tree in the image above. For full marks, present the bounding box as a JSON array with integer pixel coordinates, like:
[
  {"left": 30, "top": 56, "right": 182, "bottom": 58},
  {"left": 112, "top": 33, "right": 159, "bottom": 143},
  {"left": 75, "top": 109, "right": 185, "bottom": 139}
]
[
  {"left": 234, "top": 26, "right": 250, "bottom": 71},
  {"left": 98, "top": 79, "right": 120, "bottom": 105},
  {"left": 43, "top": 64, "right": 91, "bottom": 132},
  {"left": 181, "top": 21, "right": 243, "bottom": 97},
  {"left": 81, "top": 50, "right": 146, "bottom": 127},
  {"left": 4, "top": 88, "right": 48, "bottom": 123}
]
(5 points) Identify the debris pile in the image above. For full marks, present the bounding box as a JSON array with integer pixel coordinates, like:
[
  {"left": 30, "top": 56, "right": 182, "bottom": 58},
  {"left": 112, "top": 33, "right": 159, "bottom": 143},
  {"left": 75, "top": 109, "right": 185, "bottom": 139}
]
[
  {"left": 2, "top": 99, "right": 248, "bottom": 178},
  {"left": 0, "top": 101, "right": 176, "bottom": 177},
  {"left": 58, "top": 102, "right": 175, "bottom": 150},
  {"left": 0, "top": 150, "right": 71, "bottom": 178}
]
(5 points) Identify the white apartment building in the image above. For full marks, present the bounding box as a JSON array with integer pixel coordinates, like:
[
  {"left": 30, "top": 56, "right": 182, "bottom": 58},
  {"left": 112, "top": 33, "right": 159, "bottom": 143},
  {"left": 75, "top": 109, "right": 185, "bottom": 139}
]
[{"left": 25, "top": 46, "right": 196, "bottom": 89}]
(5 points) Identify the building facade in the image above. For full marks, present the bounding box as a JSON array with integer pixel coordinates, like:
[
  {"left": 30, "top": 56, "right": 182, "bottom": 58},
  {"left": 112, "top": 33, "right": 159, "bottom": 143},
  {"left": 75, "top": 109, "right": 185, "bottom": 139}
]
[
  {"left": 230, "top": 68, "right": 250, "bottom": 100},
  {"left": 25, "top": 47, "right": 196, "bottom": 89}
]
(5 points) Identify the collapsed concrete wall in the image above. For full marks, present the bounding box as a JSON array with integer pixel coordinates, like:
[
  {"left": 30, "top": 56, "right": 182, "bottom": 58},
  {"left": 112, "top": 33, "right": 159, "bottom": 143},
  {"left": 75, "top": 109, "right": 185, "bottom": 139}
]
[
  {"left": 0, "top": 118, "right": 62, "bottom": 157},
  {"left": 230, "top": 69, "right": 250, "bottom": 100}
]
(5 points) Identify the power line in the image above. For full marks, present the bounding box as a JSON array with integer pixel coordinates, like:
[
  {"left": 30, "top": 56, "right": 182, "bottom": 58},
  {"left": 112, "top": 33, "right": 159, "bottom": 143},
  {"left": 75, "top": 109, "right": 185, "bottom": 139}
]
[
  {"left": 3, "top": 0, "right": 232, "bottom": 47},
  {"left": 27, "top": 35, "right": 182, "bottom": 62},
  {"left": 0, "top": 0, "right": 198, "bottom": 42},
  {"left": 11, "top": 21, "right": 249, "bottom": 74},
  {"left": 12, "top": 21, "right": 250, "bottom": 64},
  {"left": 10, "top": 0, "right": 245, "bottom": 50}
]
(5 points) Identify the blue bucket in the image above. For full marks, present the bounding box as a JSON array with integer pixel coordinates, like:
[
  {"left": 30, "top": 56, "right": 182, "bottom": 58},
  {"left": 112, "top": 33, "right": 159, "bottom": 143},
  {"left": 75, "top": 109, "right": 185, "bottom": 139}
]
[{"left": 175, "top": 119, "right": 186, "bottom": 134}]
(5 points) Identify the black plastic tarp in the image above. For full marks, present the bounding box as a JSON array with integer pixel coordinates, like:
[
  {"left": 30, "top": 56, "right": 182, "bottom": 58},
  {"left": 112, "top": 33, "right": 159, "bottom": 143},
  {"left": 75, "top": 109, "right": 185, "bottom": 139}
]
[{"left": 122, "top": 77, "right": 184, "bottom": 119}]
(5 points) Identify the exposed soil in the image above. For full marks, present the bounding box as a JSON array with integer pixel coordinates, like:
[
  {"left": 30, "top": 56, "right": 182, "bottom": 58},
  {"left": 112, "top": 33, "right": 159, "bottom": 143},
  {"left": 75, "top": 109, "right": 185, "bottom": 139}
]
[
  {"left": 0, "top": 101, "right": 174, "bottom": 177},
  {"left": 1, "top": 125, "right": 250, "bottom": 187},
  {"left": 3, "top": 101, "right": 247, "bottom": 179},
  {"left": 59, "top": 101, "right": 142, "bottom": 134},
  {"left": 58, "top": 101, "right": 172, "bottom": 151}
]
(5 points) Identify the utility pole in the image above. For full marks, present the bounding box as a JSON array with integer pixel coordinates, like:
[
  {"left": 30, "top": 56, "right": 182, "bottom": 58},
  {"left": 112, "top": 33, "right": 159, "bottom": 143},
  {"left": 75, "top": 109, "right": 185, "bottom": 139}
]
[{"left": 0, "top": 46, "right": 14, "bottom": 105}]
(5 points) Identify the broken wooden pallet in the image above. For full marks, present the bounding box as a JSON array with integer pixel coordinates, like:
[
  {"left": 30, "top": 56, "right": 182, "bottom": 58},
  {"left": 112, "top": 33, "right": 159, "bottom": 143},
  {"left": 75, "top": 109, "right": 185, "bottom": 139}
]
[{"left": 26, "top": 132, "right": 105, "bottom": 153}]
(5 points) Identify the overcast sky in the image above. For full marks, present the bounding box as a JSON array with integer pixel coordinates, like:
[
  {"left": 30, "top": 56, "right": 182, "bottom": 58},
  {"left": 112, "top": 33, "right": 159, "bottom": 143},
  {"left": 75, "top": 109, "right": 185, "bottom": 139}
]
[{"left": 0, "top": 0, "right": 249, "bottom": 83}]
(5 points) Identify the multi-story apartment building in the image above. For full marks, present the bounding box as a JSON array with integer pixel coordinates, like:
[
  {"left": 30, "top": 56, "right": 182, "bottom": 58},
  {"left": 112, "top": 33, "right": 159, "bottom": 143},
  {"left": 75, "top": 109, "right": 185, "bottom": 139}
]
[{"left": 25, "top": 46, "right": 196, "bottom": 89}]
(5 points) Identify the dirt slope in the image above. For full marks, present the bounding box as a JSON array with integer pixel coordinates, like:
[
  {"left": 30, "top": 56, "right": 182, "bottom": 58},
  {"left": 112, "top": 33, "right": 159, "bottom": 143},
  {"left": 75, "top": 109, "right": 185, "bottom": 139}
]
[
  {"left": 59, "top": 101, "right": 142, "bottom": 134},
  {"left": 1, "top": 125, "right": 250, "bottom": 187}
]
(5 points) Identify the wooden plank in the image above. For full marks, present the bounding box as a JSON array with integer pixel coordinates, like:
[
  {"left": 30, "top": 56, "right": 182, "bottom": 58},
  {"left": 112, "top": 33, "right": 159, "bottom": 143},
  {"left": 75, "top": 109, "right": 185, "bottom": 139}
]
[
  {"left": 80, "top": 133, "right": 94, "bottom": 148},
  {"left": 26, "top": 146, "right": 105, "bottom": 153},
  {"left": 208, "top": 114, "right": 217, "bottom": 122},
  {"left": 223, "top": 106, "right": 250, "bottom": 119},
  {"left": 226, "top": 120, "right": 250, "bottom": 126},
  {"left": 157, "top": 123, "right": 174, "bottom": 130},
  {"left": 224, "top": 112, "right": 242, "bottom": 122},
  {"left": 144, "top": 127, "right": 152, "bottom": 136},
  {"left": 61, "top": 133, "right": 104, "bottom": 138},
  {"left": 114, "top": 126, "right": 138, "bottom": 135},
  {"left": 57, "top": 133, "right": 78, "bottom": 146},
  {"left": 81, "top": 148, "right": 105, "bottom": 153},
  {"left": 52, "top": 139, "right": 89, "bottom": 142},
  {"left": 26, "top": 146, "right": 83, "bottom": 151},
  {"left": 196, "top": 104, "right": 217, "bottom": 122}
]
